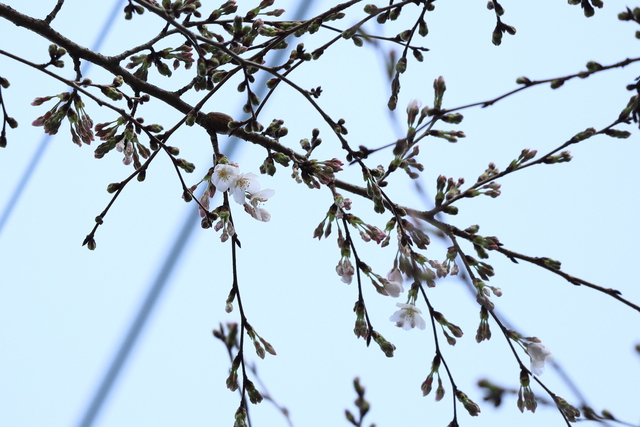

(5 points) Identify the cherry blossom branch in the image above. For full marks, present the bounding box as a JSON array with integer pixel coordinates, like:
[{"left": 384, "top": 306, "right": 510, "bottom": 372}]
[
  {"left": 340, "top": 215, "right": 377, "bottom": 346},
  {"left": 442, "top": 221, "right": 640, "bottom": 312},
  {"left": 423, "top": 123, "right": 621, "bottom": 217},
  {"left": 444, "top": 226, "right": 579, "bottom": 425},
  {"left": 0, "top": 51, "right": 208, "bottom": 245},
  {"left": 439, "top": 56, "right": 640, "bottom": 114},
  {"left": 230, "top": 230, "right": 254, "bottom": 425},
  {"left": 418, "top": 285, "right": 465, "bottom": 424}
]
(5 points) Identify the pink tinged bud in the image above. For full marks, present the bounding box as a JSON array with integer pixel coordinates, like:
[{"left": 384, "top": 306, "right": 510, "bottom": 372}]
[
  {"left": 435, "top": 378, "right": 445, "bottom": 401},
  {"left": 32, "top": 116, "right": 45, "bottom": 127},
  {"left": 421, "top": 373, "right": 434, "bottom": 396}
]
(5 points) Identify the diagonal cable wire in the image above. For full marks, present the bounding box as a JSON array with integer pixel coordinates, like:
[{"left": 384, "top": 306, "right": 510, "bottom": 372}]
[
  {"left": 0, "top": 0, "right": 126, "bottom": 239},
  {"left": 75, "top": 2, "right": 318, "bottom": 426}
]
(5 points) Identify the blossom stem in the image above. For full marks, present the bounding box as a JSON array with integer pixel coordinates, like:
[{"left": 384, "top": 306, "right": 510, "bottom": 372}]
[
  {"left": 418, "top": 284, "right": 460, "bottom": 422},
  {"left": 340, "top": 216, "right": 375, "bottom": 343}
]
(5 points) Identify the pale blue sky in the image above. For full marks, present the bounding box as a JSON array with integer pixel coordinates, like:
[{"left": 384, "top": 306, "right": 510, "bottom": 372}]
[{"left": 1, "top": 1, "right": 639, "bottom": 426}]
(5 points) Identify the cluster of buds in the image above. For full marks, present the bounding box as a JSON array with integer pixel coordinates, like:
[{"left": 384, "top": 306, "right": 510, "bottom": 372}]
[
  {"left": 335, "top": 229, "right": 354, "bottom": 284},
  {"left": 262, "top": 118, "right": 288, "bottom": 140},
  {"left": 260, "top": 152, "right": 291, "bottom": 176},
  {"left": 244, "top": 0, "right": 284, "bottom": 20},
  {"left": 313, "top": 203, "right": 338, "bottom": 240},
  {"left": 433, "top": 76, "right": 446, "bottom": 109},
  {"left": 371, "top": 330, "right": 395, "bottom": 357},
  {"left": 388, "top": 144, "right": 424, "bottom": 179},
  {"left": 123, "top": 2, "right": 145, "bottom": 19},
  {"left": 32, "top": 92, "right": 94, "bottom": 146},
  {"left": 568, "top": 127, "right": 596, "bottom": 143},
  {"left": 94, "top": 76, "right": 126, "bottom": 101},
  {"left": 126, "top": 44, "right": 194, "bottom": 80},
  {"left": 213, "top": 207, "right": 234, "bottom": 242},
  {"left": 344, "top": 377, "right": 371, "bottom": 425},
  {"left": 554, "top": 396, "right": 581, "bottom": 422},
  {"left": 475, "top": 305, "right": 491, "bottom": 342},
  {"left": 427, "top": 246, "right": 458, "bottom": 279},
  {"left": 541, "top": 150, "right": 572, "bottom": 164},
  {"left": 468, "top": 232, "right": 502, "bottom": 259},
  {"left": 341, "top": 213, "right": 386, "bottom": 244},
  {"left": 506, "top": 148, "right": 537, "bottom": 172},
  {"left": 159, "top": 0, "right": 202, "bottom": 19},
  {"left": 207, "top": 0, "right": 237, "bottom": 20},
  {"left": 95, "top": 118, "right": 165, "bottom": 173},
  {"left": 44, "top": 44, "right": 66, "bottom": 68},
  {"left": 428, "top": 258, "right": 455, "bottom": 279},
  {"left": 435, "top": 174, "right": 464, "bottom": 210},
  {"left": 394, "top": 235, "right": 436, "bottom": 287},
  {"left": 517, "top": 369, "right": 537, "bottom": 413},
  {"left": 292, "top": 158, "right": 343, "bottom": 189},
  {"left": 457, "top": 390, "right": 481, "bottom": 416},
  {"left": 299, "top": 128, "right": 322, "bottom": 155},
  {"left": 421, "top": 355, "right": 444, "bottom": 400},
  {"left": 363, "top": 169, "right": 385, "bottom": 213},
  {"left": 0, "top": 77, "right": 18, "bottom": 148},
  {"left": 406, "top": 99, "right": 429, "bottom": 128},
  {"left": 568, "top": 0, "right": 602, "bottom": 17},
  {"left": 353, "top": 300, "right": 368, "bottom": 339},
  {"left": 432, "top": 310, "right": 464, "bottom": 345},
  {"left": 246, "top": 324, "right": 276, "bottom": 359},
  {"left": 476, "top": 162, "right": 500, "bottom": 182},
  {"left": 475, "top": 279, "right": 496, "bottom": 311},
  {"left": 618, "top": 7, "right": 640, "bottom": 21},
  {"left": 473, "top": 275, "right": 502, "bottom": 298},
  {"left": 491, "top": 19, "right": 516, "bottom": 46},
  {"left": 462, "top": 182, "right": 501, "bottom": 200},
  {"left": 427, "top": 128, "right": 465, "bottom": 143},
  {"left": 399, "top": 218, "right": 431, "bottom": 250}
]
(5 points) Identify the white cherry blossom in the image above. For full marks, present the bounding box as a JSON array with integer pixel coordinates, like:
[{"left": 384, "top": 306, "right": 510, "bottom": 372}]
[
  {"left": 244, "top": 188, "right": 275, "bottom": 222},
  {"left": 389, "top": 303, "right": 426, "bottom": 330},
  {"left": 527, "top": 342, "right": 553, "bottom": 376},
  {"left": 212, "top": 164, "right": 239, "bottom": 192},
  {"left": 229, "top": 172, "right": 260, "bottom": 204}
]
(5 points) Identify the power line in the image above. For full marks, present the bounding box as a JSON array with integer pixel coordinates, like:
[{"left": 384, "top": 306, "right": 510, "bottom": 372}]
[{"left": 75, "top": 2, "right": 318, "bottom": 426}]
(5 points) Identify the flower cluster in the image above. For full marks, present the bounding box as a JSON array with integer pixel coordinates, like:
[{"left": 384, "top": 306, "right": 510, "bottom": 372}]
[
  {"left": 212, "top": 163, "right": 274, "bottom": 222},
  {"left": 32, "top": 92, "right": 94, "bottom": 146}
]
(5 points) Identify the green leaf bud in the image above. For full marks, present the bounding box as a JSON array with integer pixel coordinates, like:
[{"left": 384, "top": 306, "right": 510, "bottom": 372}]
[
  {"left": 107, "top": 182, "right": 122, "bottom": 193},
  {"left": 586, "top": 61, "right": 603, "bottom": 72},
  {"left": 342, "top": 28, "right": 357, "bottom": 39},
  {"left": 418, "top": 20, "right": 428, "bottom": 36},
  {"left": 6, "top": 117, "right": 18, "bottom": 129},
  {"left": 363, "top": 4, "right": 378, "bottom": 14},
  {"left": 604, "top": 129, "right": 631, "bottom": 139},
  {"left": 443, "top": 205, "right": 458, "bottom": 215},
  {"left": 492, "top": 28, "right": 502, "bottom": 46},
  {"left": 550, "top": 79, "right": 564, "bottom": 89}
]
